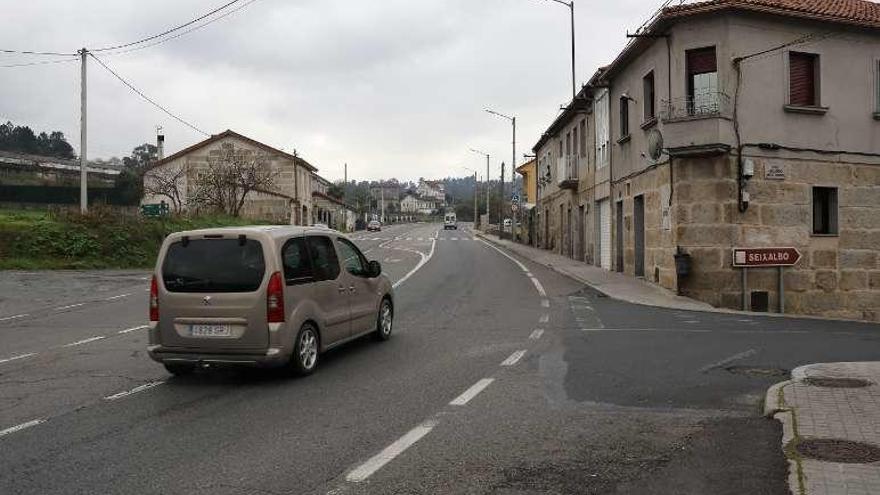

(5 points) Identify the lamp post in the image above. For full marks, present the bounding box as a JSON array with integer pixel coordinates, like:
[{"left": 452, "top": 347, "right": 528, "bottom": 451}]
[
  {"left": 541, "top": 0, "right": 576, "bottom": 100},
  {"left": 485, "top": 108, "right": 516, "bottom": 240},
  {"left": 469, "top": 148, "right": 490, "bottom": 228}
]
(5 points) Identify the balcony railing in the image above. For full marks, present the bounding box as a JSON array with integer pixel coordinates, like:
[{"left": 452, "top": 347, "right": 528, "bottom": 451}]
[
  {"left": 556, "top": 156, "right": 579, "bottom": 189},
  {"left": 661, "top": 92, "right": 731, "bottom": 122}
]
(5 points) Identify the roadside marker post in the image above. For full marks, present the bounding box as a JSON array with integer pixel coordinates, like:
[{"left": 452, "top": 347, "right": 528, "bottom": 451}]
[{"left": 732, "top": 247, "right": 802, "bottom": 313}]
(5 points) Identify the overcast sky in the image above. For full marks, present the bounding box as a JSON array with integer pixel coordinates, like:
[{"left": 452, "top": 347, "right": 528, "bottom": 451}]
[{"left": 2, "top": 0, "right": 664, "bottom": 182}]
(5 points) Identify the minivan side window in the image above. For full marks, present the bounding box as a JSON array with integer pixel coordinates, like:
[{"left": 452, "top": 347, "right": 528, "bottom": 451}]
[
  {"left": 335, "top": 237, "right": 368, "bottom": 277},
  {"left": 306, "top": 236, "right": 341, "bottom": 281},
  {"left": 281, "top": 237, "right": 315, "bottom": 285}
]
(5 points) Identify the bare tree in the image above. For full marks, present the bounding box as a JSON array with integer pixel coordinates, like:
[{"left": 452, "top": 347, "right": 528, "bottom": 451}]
[
  {"left": 143, "top": 165, "right": 187, "bottom": 213},
  {"left": 190, "top": 143, "right": 280, "bottom": 217}
]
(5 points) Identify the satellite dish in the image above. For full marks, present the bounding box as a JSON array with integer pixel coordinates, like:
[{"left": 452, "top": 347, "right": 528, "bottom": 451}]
[{"left": 647, "top": 129, "right": 664, "bottom": 160}]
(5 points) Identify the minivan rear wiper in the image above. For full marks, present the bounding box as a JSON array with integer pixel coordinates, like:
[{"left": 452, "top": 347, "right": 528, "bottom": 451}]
[{"left": 163, "top": 274, "right": 213, "bottom": 287}]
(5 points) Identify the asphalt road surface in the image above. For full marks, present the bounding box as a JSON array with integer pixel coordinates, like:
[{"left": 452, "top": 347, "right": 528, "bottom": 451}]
[{"left": 1, "top": 221, "right": 878, "bottom": 494}]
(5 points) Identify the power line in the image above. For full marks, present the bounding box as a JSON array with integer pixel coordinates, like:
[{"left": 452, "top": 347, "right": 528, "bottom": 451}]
[
  {"left": 90, "top": 0, "right": 245, "bottom": 53},
  {"left": 101, "top": 0, "right": 262, "bottom": 57},
  {"left": 0, "top": 48, "right": 75, "bottom": 57},
  {"left": 0, "top": 57, "right": 79, "bottom": 68},
  {"left": 89, "top": 53, "right": 210, "bottom": 136}
]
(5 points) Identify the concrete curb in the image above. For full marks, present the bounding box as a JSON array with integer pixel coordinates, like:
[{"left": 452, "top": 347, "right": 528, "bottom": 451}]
[{"left": 764, "top": 379, "right": 792, "bottom": 418}]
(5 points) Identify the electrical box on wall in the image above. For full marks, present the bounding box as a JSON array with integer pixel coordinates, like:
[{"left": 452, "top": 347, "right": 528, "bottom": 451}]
[{"left": 743, "top": 159, "right": 755, "bottom": 178}]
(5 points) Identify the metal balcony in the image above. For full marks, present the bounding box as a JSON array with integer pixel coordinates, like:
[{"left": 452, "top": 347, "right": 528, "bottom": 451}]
[
  {"left": 659, "top": 92, "right": 735, "bottom": 156},
  {"left": 660, "top": 92, "right": 731, "bottom": 122},
  {"left": 556, "top": 156, "right": 579, "bottom": 190}
]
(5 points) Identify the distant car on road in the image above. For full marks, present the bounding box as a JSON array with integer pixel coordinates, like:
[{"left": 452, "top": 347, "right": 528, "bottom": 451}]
[
  {"left": 367, "top": 220, "right": 382, "bottom": 232},
  {"left": 444, "top": 213, "right": 457, "bottom": 230},
  {"left": 148, "top": 226, "right": 394, "bottom": 376}
]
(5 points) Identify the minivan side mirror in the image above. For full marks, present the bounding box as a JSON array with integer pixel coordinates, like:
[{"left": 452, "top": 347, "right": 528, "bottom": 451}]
[{"left": 367, "top": 260, "right": 382, "bottom": 278}]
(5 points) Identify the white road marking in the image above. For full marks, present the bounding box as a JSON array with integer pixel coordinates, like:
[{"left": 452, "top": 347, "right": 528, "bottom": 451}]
[
  {"left": 699, "top": 349, "right": 758, "bottom": 373},
  {"left": 449, "top": 378, "right": 494, "bottom": 406},
  {"left": 541, "top": 299, "right": 550, "bottom": 308},
  {"left": 62, "top": 335, "right": 106, "bottom": 347},
  {"left": 405, "top": 237, "right": 412, "bottom": 241},
  {"left": 539, "top": 314, "right": 549, "bottom": 323},
  {"left": 0, "top": 352, "right": 37, "bottom": 365},
  {"left": 392, "top": 238, "right": 437, "bottom": 289},
  {"left": 581, "top": 328, "right": 712, "bottom": 333},
  {"left": 345, "top": 420, "right": 438, "bottom": 482},
  {"left": 0, "top": 419, "right": 44, "bottom": 438},
  {"left": 450, "top": 237, "right": 458, "bottom": 241},
  {"left": 682, "top": 320, "right": 700, "bottom": 324},
  {"left": 106, "top": 293, "right": 131, "bottom": 301},
  {"left": 417, "top": 237, "right": 424, "bottom": 241},
  {"left": 0, "top": 314, "right": 29, "bottom": 322},
  {"left": 529, "top": 277, "right": 547, "bottom": 297},
  {"left": 118, "top": 325, "right": 149, "bottom": 334},
  {"left": 501, "top": 350, "right": 527, "bottom": 366},
  {"left": 55, "top": 303, "right": 85, "bottom": 310},
  {"left": 104, "top": 381, "right": 165, "bottom": 401},
  {"left": 477, "top": 238, "right": 529, "bottom": 272},
  {"left": 529, "top": 329, "right": 545, "bottom": 340}
]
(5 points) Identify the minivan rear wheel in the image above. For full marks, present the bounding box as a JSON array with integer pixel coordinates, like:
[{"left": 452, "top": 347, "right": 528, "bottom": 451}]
[
  {"left": 375, "top": 299, "right": 393, "bottom": 341},
  {"left": 290, "top": 323, "right": 319, "bottom": 376}
]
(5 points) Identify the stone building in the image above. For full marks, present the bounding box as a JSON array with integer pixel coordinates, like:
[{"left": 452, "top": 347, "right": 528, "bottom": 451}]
[
  {"left": 534, "top": 0, "right": 880, "bottom": 321},
  {"left": 142, "top": 130, "right": 317, "bottom": 224}
]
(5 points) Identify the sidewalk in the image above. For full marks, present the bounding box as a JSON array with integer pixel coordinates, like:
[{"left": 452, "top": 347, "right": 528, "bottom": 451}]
[
  {"left": 476, "top": 232, "right": 715, "bottom": 313},
  {"left": 765, "top": 363, "right": 880, "bottom": 495}
]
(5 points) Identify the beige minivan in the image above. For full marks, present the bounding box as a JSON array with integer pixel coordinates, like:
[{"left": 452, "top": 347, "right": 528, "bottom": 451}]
[{"left": 147, "top": 226, "right": 394, "bottom": 376}]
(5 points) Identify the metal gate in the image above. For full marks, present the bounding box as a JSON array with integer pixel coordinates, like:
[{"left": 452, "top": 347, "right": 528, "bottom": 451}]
[{"left": 634, "top": 195, "right": 645, "bottom": 277}]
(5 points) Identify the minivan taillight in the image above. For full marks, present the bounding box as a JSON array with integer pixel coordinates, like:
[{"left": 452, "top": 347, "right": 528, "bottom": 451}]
[
  {"left": 267, "top": 271, "right": 285, "bottom": 323},
  {"left": 149, "top": 275, "right": 159, "bottom": 322}
]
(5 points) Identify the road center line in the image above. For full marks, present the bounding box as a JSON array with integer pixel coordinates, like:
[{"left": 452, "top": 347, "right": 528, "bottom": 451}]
[
  {"left": 529, "top": 329, "right": 545, "bottom": 340},
  {"left": 345, "top": 419, "right": 438, "bottom": 483},
  {"left": 0, "top": 419, "right": 44, "bottom": 438},
  {"left": 63, "top": 335, "right": 106, "bottom": 347},
  {"left": 449, "top": 378, "right": 494, "bottom": 406},
  {"left": 104, "top": 381, "right": 165, "bottom": 401},
  {"left": 55, "top": 303, "right": 85, "bottom": 310},
  {"left": 501, "top": 350, "right": 527, "bottom": 366},
  {"left": 118, "top": 325, "right": 149, "bottom": 334},
  {"left": 699, "top": 349, "right": 758, "bottom": 373},
  {"left": 0, "top": 352, "right": 37, "bottom": 365},
  {"left": 0, "top": 314, "right": 29, "bottom": 322},
  {"left": 106, "top": 293, "right": 131, "bottom": 301},
  {"left": 541, "top": 299, "right": 550, "bottom": 308},
  {"left": 392, "top": 238, "right": 437, "bottom": 289}
]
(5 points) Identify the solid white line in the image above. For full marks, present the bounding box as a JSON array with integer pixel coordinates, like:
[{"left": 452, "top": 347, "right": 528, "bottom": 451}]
[
  {"left": 0, "top": 419, "right": 44, "bottom": 438},
  {"left": 529, "top": 277, "right": 547, "bottom": 297},
  {"left": 0, "top": 314, "right": 28, "bottom": 322},
  {"left": 699, "top": 349, "right": 758, "bottom": 373},
  {"left": 0, "top": 352, "right": 37, "bottom": 365},
  {"left": 63, "top": 335, "right": 106, "bottom": 347},
  {"left": 345, "top": 420, "right": 438, "bottom": 483},
  {"left": 106, "top": 293, "right": 131, "bottom": 301},
  {"left": 501, "top": 350, "right": 527, "bottom": 366},
  {"left": 539, "top": 314, "right": 549, "bottom": 323},
  {"left": 449, "top": 378, "right": 494, "bottom": 406},
  {"left": 541, "top": 299, "right": 550, "bottom": 308},
  {"left": 55, "top": 303, "right": 85, "bottom": 310},
  {"left": 392, "top": 238, "right": 436, "bottom": 289},
  {"left": 104, "top": 381, "right": 165, "bottom": 401},
  {"left": 477, "top": 238, "right": 529, "bottom": 272},
  {"left": 529, "top": 329, "right": 545, "bottom": 340},
  {"left": 118, "top": 325, "right": 149, "bottom": 334}
]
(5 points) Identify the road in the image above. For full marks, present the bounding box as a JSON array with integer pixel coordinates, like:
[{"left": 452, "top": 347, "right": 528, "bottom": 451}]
[{"left": 1, "top": 221, "right": 878, "bottom": 494}]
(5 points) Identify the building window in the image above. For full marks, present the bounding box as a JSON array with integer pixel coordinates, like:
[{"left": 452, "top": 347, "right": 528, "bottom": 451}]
[
  {"left": 790, "top": 52, "right": 819, "bottom": 107},
  {"left": 812, "top": 186, "right": 838, "bottom": 235},
  {"left": 619, "top": 96, "right": 630, "bottom": 138},
  {"left": 686, "top": 46, "right": 718, "bottom": 115},
  {"left": 579, "top": 119, "right": 586, "bottom": 157},
  {"left": 643, "top": 71, "right": 655, "bottom": 121}
]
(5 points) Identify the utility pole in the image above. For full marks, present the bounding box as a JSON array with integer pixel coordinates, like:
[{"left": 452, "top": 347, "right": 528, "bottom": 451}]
[
  {"left": 544, "top": 0, "right": 576, "bottom": 100},
  {"left": 512, "top": 117, "right": 517, "bottom": 241},
  {"left": 474, "top": 171, "right": 478, "bottom": 226},
  {"left": 293, "top": 149, "right": 299, "bottom": 225},
  {"left": 500, "top": 162, "right": 506, "bottom": 234},
  {"left": 79, "top": 48, "right": 88, "bottom": 214},
  {"left": 485, "top": 154, "right": 490, "bottom": 226},
  {"left": 381, "top": 184, "right": 385, "bottom": 223}
]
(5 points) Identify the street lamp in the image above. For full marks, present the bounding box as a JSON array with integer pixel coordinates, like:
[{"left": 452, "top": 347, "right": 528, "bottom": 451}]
[
  {"left": 469, "top": 148, "right": 490, "bottom": 228},
  {"left": 540, "top": 0, "right": 576, "bottom": 100},
  {"left": 485, "top": 108, "right": 517, "bottom": 240}
]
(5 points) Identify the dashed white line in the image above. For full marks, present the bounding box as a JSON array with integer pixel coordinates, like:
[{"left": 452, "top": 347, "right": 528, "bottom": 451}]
[
  {"left": 539, "top": 314, "right": 549, "bottom": 323},
  {"left": 541, "top": 299, "right": 550, "bottom": 308},
  {"left": 0, "top": 314, "right": 28, "bottom": 322},
  {"left": 0, "top": 419, "right": 44, "bottom": 438},
  {"left": 118, "top": 325, "right": 149, "bottom": 334},
  {"left": 104, "top": 381, "right": 165, "bottom": 401},
  {"left": 501, "top": 350, "right": 527, "bottom": 366},
  {"left": 449, "top": 378, "right": 495, "bottom": 406},
  {"left": 529, "top": 277, "right": 547, "bottom": 297},
  {"left": 55, "top": 303, "right": 85, "bottom": 310},
  {"left": 345, "top": 419, "right": 438, "bottom": 483},
  {"left": 529, "top": 329, "right": 545, "bottom": 340},
  {"left": 699, "top": 349, "right": 758, "bottom": 373},
  {"left": 106, "top": 293, "right": 131, "bottom": 301},
  {"left": 0, "top": 352, "right": 37, "bottom": 365},
  {"left": 62, "top": 335, "right": 106, "bottom": 347}
]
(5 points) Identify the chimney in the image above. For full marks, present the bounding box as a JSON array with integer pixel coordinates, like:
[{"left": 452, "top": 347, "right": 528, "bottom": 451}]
[{"left": 157, "top": 133, "right": 165, "bottom": 161}]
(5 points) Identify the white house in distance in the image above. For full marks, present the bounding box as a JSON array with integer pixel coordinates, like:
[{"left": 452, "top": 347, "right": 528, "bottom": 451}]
[
  {"left": 142, "top": 130, "right": 317, "bottom": 224},
  {"left": 400, "top": 193, "right": 438, "bottom": 215},
  {"left": 416, "top": 179, "right": 446, "bottom": 206}
]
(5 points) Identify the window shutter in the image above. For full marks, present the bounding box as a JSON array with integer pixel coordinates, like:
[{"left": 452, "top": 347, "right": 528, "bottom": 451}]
[
  {"left": 790, "top": 52, "right": 816, "bottom": 106},
  {"left": 687, "top": 47, "right": 717, "bottom": 75}
]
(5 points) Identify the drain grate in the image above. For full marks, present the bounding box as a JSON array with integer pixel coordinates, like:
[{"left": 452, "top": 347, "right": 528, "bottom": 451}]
[
  {"left": 725, "top": 366, "right": 788, "bottom": 377},
  {"left": 803, "top": 377, "right": 873, "bottom": 388},
  {"left": 795, "top": 439, "right": 880, "bottom": 464}
]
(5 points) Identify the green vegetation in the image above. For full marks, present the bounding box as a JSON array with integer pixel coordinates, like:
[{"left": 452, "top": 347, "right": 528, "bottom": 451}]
[{"left": 0, "top": 208, "right": 272, "bottom": 270}]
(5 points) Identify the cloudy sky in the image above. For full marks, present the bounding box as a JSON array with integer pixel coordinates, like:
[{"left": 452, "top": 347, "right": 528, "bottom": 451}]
[{"left": 2, "top": 0, "right": 665, "bottom": 182}]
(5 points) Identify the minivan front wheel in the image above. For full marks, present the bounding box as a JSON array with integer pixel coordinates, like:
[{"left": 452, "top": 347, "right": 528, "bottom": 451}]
[
  {"left": 375, "top": 299, "right": 393, "bottom": 341},
  {"left": 290, "top": 323, "right": 319, "bottom": 376}
]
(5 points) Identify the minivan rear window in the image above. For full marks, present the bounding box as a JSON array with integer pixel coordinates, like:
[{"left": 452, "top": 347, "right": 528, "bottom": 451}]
[{"left": 162, "top": 238, "right": 266, "bottom": 293}]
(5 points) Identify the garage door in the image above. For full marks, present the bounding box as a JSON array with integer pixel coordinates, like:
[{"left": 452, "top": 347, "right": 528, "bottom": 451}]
[{"left": 599, "top": 199, "right": 612, "bottom": 270}]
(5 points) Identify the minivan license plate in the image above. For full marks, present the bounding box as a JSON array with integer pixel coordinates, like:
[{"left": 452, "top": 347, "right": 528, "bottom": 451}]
[{"left": 190, "top": 324, "right": 231, "bottom": 337}]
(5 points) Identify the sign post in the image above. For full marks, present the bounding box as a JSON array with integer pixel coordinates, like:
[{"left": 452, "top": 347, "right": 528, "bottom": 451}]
[{"left": 732, "top": 247, "right": 802, "bottom": 313}]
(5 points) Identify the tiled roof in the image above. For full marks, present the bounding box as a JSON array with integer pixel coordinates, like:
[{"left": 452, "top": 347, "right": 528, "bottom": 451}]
[
  {"left": 665, "top": 0, "right": 880, "bottom": 28},
  {"left": 149, "top": 130, "right": 318, "bottom": 172}
]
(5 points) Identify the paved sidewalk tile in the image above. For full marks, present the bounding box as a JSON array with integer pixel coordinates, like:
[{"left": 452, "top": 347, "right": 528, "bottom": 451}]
[{"left": 767, "top": 362, "right": 880, "bottom": 495}]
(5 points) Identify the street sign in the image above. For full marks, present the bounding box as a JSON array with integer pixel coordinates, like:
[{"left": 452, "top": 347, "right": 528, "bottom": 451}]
[{"left": 732, "top": 247, "right": 801, "bottom": 267}]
